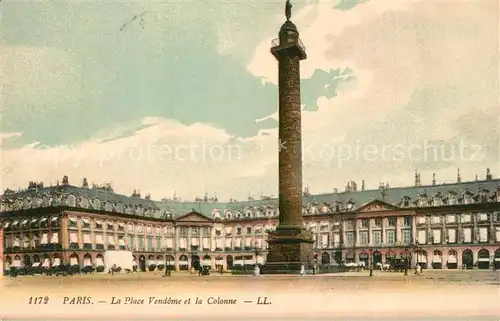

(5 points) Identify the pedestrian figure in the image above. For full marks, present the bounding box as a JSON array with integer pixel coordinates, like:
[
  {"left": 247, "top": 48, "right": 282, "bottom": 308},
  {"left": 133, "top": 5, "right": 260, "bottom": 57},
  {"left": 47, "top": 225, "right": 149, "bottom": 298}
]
[
  {"left": 300, "top": 264, "right": 305, "bottom": 276},
  {"left": 253, "top": 264, "right": 260, "bottom": 276}
]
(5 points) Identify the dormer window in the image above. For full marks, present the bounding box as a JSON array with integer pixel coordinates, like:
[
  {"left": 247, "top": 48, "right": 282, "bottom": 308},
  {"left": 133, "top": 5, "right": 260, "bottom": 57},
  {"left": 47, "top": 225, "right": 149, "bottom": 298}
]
[
  {"left": 401, "top": 196, "right": 410, "bottom": 207},
  {"left": 346, "top": 200, "right": 354, "bottom": 211},
  {"left": 433, "top": 195, "right": 442, "bottom": 206},
  {"left": 448, "top": 192, "right": 458, "bottom": 205},
  {"left": 463, "top": 191, "right": 474, "bottom": 204},
  {"left": 236, "top": 227, "right": 242, "bottom": 235}
]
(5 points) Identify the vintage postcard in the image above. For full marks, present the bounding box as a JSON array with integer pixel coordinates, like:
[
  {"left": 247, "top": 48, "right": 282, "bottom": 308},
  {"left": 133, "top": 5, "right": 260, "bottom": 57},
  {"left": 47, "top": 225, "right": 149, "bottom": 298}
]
[{"left": 0, "top": 0, "right": 499, "bottom": 320}]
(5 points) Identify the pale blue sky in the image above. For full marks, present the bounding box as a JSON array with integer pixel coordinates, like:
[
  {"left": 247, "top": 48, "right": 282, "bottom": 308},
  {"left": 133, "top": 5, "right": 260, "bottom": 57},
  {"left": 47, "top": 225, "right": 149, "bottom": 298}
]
[{"left": 2, "top": 0, "right": 498, "bottom": 200}]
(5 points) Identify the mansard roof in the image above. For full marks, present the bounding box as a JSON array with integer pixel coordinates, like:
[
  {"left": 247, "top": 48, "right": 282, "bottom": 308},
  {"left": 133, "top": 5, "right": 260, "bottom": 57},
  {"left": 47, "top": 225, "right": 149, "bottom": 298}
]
[
  {"left": 155, "top": 178, "right": 500, "bottom": 219},
  {"left": 3, "top": 178, "right": 498, "bottom": 220},
  {"left": 1, "top": 185, "right": 159, "bottom": 209}
]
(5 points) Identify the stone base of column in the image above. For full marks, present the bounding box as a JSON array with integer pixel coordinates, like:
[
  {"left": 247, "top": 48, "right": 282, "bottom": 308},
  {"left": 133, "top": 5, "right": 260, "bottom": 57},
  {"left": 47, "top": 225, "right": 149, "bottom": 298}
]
[{"left": 263, "top": 226, "right": 314, "bottom": 274}]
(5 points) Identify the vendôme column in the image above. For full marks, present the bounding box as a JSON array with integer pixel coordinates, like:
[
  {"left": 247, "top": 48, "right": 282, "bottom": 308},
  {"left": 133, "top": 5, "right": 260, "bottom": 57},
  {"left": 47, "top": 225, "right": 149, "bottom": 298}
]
[{"left": 264, "top": 0, "right": 314, "bottom": 274}]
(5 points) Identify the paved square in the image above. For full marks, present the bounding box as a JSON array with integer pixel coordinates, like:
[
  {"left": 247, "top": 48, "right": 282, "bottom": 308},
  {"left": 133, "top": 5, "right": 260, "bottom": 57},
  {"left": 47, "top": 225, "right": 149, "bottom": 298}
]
[{"left": 1, "top": 270, "right": 498, "bottom": 319}]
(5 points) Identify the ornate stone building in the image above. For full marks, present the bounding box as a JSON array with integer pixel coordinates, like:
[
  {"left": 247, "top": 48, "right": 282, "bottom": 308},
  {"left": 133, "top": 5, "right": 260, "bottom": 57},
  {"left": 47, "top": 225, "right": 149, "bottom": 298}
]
[{"left": 1, "top": 172, "right": 500, "bottom": 273}]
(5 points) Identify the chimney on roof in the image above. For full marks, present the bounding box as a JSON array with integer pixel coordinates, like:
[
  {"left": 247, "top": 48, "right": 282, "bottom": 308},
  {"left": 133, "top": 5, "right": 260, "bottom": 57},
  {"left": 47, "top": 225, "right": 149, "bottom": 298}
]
[
  {"left": 475, "top": 174, "right": 478, "bottom": 181},
  {"left": 457, "top": 168, "right": 462, "bottom": 183},
  {"left": 415, "top": 169, "right": 421, "bottom": 187},
  {"left": 333, "top": 188, "right": 338, "bottom": 193},
  {"left": 361, "top": 180, "right": 365, "bottom": 191},
  {"left": 486, "top": 168, "right": 492, "bottom": 180}
]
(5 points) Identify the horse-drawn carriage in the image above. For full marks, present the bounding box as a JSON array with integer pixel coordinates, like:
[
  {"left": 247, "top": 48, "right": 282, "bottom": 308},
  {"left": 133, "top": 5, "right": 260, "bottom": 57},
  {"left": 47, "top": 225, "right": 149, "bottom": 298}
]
[{"left": 388, "top": 259, "right": 409, "bottom": 272}]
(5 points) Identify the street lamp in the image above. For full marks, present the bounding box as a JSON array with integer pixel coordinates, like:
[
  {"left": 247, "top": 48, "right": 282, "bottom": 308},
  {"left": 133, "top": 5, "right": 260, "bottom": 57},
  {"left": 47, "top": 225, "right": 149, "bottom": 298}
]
[
  {"left": 253, "top": 241, "right": 261, "bottom": 276},
  {"left": 164, "top": 248, "right": 172, "bottom": 277},
  {"left": 369, "top": 249, "right": 373, "bottom": 277},
  {"left": 404, "top": 248, "right": 409, "bottom": 276},
  {"left": 254, "top": 241, "right": 260, "bottom": 266}
]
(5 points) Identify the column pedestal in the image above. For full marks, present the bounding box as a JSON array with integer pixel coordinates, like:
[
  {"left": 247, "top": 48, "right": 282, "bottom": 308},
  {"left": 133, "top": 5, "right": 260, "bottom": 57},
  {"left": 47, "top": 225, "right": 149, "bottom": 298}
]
[{"left": 263, "top": 227, "right": 314, "bottom": 274}]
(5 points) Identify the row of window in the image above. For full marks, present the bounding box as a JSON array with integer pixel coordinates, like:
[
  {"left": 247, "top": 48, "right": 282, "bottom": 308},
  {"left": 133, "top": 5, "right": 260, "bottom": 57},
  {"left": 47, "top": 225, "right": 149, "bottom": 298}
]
[
  {"left": 417, "top": 228, "right": 500, "bottom": 244},
  {"left": 343, "top": 217, "right": 406, "bottom": 229},
  {"left": 3, "top": 217, "right": 59, "bottom": 231},
  {"left": 417, "top": 213, "right": 496, "bottom": 225},
  {"left": 69, "top": 217, "right": 177, "bottom": 235}
]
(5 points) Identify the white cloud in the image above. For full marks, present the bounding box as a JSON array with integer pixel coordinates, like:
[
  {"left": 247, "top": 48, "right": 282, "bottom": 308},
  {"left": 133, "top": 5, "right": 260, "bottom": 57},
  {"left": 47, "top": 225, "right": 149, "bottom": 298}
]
[
  {"left": 242, "top": 0, "right": 498, "bottom": 193},
  {"left": 2, "top": 0, "right": 498, "bottom": 201}
]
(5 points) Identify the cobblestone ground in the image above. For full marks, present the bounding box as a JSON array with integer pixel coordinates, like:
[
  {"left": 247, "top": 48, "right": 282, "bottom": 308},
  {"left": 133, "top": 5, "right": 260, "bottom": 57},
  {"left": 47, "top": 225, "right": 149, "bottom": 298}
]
[{"left": 1, "top": 270, "right": 499, "bottom": 319}]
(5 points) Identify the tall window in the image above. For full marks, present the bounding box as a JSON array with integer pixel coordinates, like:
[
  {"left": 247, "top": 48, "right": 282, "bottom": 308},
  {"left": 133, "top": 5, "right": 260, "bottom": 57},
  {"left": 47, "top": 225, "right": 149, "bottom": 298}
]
[
  {"left": 147, "top": 236, "right": 153, "bottom": 250},
  {"left": 372, "top": 231, "right": 381, "bottom": 245},
  {"left": 360, "top": 219, "right": 369, "bottom": 228},
  {"left": 360, "top": 231, "right": 368, "bottom": 245},
  {"left": 403, "top": 216, "right": 411, "bottom": 227},
  {"left": 403, "top": 229, "right": 411, "bottom": 244},
  {"left": 387, "top": 217, "right": 396, "bottom": 227},
  {"left": 386, "top": 230, "right": 395, "bottom": 244},
  {"left": 346, "top": 232, "right": 354, "bottom": 246},
  {"left": 138, "top": 236, "right": 144, "bottom": 250},
  {"left": 374, "top": 218, "right": 382, "bottom": 227},
  {"left": 128, "top": 235, "right": 135, "bottom": 250}
]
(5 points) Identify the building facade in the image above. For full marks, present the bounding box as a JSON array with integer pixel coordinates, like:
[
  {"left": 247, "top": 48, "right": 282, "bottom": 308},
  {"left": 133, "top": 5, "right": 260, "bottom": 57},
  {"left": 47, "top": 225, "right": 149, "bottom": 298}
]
[{"left": 1, "top": 174, "right": 500, "bottom": 273}]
